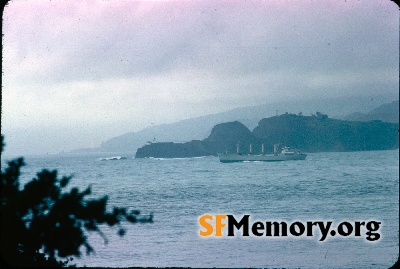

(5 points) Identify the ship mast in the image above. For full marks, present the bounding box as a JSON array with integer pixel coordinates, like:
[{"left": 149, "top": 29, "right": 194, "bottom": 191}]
[{"left": 274, "top": 143, "right": 278, "bottom": 156}]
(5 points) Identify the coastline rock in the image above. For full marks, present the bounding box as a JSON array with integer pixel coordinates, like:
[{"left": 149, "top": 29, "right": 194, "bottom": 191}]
[
  {"left": 135, "top": 140, "right": 209, "bottom": 158},
  {"left": 135, "top": 114, "right": 399, "bottom": 158}
]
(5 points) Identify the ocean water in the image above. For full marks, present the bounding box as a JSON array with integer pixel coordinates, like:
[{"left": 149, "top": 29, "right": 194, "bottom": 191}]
[{"left": 4, "top": 150, "right": 399, "bottom": 268}]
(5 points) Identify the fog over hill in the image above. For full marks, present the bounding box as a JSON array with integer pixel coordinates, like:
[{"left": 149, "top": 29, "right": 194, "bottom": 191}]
[
  {"left": 344, "top": 100, "right": 399, "bottom": 123},
  {"left": 135, "top": 112, "right": 399, "bottom": 158},
  {"left": 78, "top": 95, "right": 398, "bottom": 154}
]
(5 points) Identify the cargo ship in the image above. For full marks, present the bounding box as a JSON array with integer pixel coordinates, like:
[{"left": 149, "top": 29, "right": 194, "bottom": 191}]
[{"left": 218, "top": 144, "right": 306, "bottom": 163}]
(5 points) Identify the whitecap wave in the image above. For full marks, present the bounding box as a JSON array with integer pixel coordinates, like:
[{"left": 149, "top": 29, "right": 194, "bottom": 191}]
[{"left": 99, "top": 156, "right": 128, "bottom": 161}]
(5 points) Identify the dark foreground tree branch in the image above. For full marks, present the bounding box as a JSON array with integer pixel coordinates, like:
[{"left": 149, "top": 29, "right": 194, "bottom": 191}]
[{"left": 1, "top": 135, "right": 152, "bottom": 267}]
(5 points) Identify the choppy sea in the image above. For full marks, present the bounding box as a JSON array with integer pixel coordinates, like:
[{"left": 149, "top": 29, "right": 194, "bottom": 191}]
[{"left": 4, "top": 150, "right": 399, "bottom": 268}]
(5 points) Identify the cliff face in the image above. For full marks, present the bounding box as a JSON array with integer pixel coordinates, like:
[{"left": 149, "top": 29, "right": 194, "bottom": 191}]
[
  {"left": 253, "top": 113, "right": 399, "bottom": 153},
  {"left": 202, "top": 121, "right": 258, "bottom": 154},
  {"left": 135, "top": 114, "right": 399, "bottom": 158}
]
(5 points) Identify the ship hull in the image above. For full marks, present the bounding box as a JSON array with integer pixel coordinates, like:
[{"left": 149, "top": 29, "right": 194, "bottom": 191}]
[{"left": 218, "top": 153, "right": 307, "bottom": 163}]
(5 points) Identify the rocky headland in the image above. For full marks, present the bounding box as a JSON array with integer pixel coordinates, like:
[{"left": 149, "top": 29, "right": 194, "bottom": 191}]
[{"left": 135, "top": 113, "right": 399, "bottom": 158}]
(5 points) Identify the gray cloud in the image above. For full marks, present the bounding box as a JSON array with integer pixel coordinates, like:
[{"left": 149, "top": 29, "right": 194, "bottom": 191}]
[
  {"left": 5, "top": 1, "right": 397, "bottom": 82},
  {"left": 2, "top": 0, "right": 398, "bottom": 155}
]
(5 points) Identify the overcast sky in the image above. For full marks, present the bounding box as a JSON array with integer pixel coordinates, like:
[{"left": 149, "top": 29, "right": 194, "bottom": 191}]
[{"left": 2, "top": 0, "right": 398, "bottom": 156}]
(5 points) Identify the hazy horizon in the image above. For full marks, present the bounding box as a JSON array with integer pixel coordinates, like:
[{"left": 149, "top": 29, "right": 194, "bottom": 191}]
[{"left": 2, "top": 0, "right": 399, "bottom": 156}]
